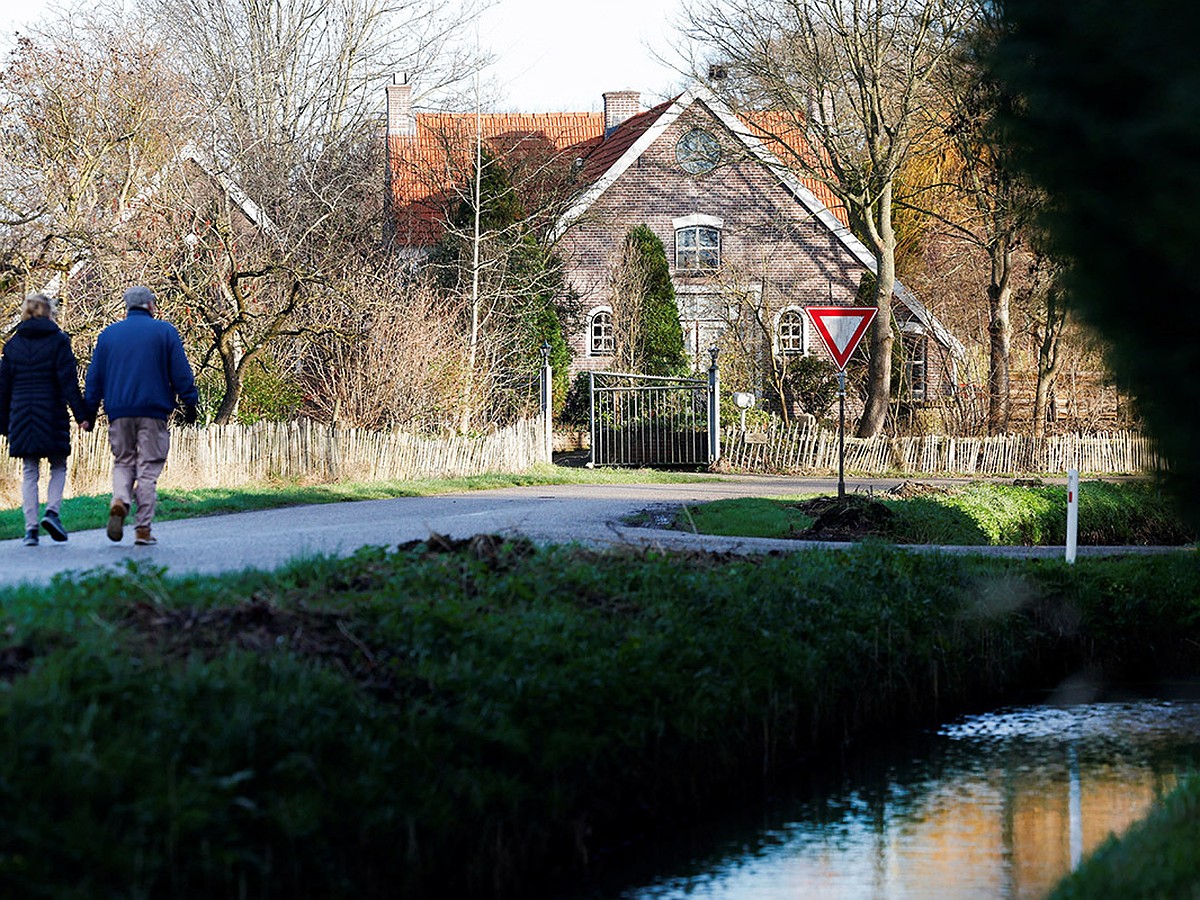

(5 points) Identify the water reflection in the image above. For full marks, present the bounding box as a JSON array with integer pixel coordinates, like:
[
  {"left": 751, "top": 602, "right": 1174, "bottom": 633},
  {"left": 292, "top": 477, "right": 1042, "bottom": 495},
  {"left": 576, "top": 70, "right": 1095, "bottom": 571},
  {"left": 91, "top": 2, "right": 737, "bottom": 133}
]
[{"left": 614, "top": 701, "right": 1200, "bottom": 899}]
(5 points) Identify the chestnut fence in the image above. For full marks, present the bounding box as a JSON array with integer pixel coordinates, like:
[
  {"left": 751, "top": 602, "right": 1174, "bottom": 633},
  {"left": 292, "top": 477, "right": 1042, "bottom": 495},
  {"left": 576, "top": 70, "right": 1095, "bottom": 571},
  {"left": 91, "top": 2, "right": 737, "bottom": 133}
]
[
  {"left": 0, "top": 418, "right": 549, "bottom": 505},
  {"left": 0, "top": 418, "right": 1161, "bottom": 507},
  {"left": 721, "top": 423, "right": 1160, "bottom": 477}
]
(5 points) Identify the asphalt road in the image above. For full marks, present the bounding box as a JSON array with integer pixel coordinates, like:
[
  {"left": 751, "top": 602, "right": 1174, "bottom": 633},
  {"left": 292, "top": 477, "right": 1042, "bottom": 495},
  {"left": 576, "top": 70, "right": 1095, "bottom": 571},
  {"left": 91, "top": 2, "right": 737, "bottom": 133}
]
[{"left": 0, "top": 473, "right": 1180, "bottom": 589}]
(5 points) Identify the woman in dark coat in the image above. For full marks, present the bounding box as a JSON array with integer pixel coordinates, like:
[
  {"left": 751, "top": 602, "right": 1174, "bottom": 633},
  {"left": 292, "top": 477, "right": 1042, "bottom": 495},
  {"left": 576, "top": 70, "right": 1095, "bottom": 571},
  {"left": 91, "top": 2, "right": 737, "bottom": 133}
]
[{"left": 0, "top": 294, "right": 92, "bottom": 546}]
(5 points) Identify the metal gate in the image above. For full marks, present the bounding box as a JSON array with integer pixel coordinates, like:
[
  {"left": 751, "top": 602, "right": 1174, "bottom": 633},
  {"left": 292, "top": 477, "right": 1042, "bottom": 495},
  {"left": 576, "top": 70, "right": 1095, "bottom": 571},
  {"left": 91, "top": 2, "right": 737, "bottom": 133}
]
[{"left": 588, "top": 371, "right": 718, "bottom": 467}]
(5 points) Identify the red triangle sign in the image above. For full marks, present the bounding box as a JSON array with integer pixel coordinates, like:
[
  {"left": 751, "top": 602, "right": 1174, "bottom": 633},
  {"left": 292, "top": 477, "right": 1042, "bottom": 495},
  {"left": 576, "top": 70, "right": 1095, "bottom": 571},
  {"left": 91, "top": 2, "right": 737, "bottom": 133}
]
[{"left": 806, "top": 306, "right": 878, "bottom": 370}]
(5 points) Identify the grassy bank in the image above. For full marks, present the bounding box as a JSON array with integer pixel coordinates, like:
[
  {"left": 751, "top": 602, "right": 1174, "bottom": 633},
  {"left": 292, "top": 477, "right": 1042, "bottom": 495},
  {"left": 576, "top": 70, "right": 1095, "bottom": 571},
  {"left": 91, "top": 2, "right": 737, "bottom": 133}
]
[
  {"left": 0, "top": 464, "right": 709, "bottom": 541},
  {"left": 1050, "top": 774, "right": 1200, "bottom": 899},
  {"left": 671, "top": 480, "right": 1194, "bottom": 545},
  {"left": 0, "top": 541, "right": 1197, "bottom": 898}
]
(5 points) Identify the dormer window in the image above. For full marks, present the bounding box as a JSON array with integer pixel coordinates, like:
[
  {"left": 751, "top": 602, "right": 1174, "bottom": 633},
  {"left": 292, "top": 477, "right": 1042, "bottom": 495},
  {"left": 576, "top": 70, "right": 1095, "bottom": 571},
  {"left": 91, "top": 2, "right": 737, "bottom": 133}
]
[{"left": 673, "top": 214, "right": 723, "bottom": 273}]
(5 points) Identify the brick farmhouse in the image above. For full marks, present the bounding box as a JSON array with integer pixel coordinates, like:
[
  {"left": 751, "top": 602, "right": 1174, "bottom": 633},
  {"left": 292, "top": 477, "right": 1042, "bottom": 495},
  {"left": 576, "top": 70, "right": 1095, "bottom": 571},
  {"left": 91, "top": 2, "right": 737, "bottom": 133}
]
[{"left": 385, "top": 81, "right": 963, "bottom": 413}]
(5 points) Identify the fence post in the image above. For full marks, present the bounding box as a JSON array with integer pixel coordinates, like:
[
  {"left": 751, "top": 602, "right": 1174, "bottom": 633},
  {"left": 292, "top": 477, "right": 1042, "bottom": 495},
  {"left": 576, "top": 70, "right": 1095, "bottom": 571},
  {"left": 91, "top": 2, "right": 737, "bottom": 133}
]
[{"left": 707, "top": 346, "right": 721, "bottom": 464}]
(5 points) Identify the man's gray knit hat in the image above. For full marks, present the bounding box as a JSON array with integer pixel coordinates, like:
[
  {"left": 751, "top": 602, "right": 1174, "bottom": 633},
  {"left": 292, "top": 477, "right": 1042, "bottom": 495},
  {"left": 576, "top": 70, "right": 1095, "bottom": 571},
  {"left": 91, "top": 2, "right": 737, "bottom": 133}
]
[{"left": 123, "top": 286, "right": 155, "bottom": 310}]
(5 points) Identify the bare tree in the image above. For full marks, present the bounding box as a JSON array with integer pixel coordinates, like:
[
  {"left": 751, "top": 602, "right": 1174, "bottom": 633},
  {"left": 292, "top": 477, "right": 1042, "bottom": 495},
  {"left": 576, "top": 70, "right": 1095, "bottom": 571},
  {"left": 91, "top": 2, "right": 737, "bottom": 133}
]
[
  {"left": 929, "top": 3, "right": 1037, "bottom": 434},
  {"left": 111, "top": 0, "right": 488, "bottom": 421},
  {"left": 419, "top": 125, "right": 575, "bottom": 431},
  {"left": 606, "top": 243, "right": 647, "bottom": 373},
  {"left": 297, "top": 266, "right": 468, "bottom": 430},
  {"left": 0, "top": 7, "right": 192, "bottom": 320},
  {"left": 679, "top": 0, "right": 977, "bottom": 436},
  {"left": 1020, "top": 255, "right": 1068, "bottom": 437}
]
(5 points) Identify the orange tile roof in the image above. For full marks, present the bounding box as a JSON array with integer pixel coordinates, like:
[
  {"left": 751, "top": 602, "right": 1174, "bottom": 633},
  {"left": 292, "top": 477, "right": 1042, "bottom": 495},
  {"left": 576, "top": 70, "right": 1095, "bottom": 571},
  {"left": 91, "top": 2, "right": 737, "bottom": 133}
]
[
  {"left": 388, "top": 111, "right": 604, "bottom": 245},
  {"left": 741, "top": 112, "right": 847, "bottom": 223},
  {"left": 388, "top": 101, "right": 849, "bottom": 246}
]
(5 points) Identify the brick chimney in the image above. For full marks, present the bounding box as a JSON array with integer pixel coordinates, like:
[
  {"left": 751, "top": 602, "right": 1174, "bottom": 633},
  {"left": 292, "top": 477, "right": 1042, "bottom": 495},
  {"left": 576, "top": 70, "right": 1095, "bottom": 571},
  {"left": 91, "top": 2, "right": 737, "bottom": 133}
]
[
  {"left": 386, "top": 74, "right": 415, "bottom": 137},
  {"left": 603, "top": 90, "right": 641, "bottom": 138}
]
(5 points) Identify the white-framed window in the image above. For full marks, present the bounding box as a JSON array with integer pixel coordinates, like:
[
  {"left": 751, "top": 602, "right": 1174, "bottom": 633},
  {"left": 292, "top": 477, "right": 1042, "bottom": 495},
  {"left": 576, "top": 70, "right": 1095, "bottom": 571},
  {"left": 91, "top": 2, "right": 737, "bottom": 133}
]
[
  {"left": 672, "top": 214, "right": 724, "bottom": 273},
  {"left": 676, "top": 283, "right": 758, "bottom": 368},
  {"left": 902, "top": 327, "right": 927, "bottom": 401},
  {"left": 676, "top": 226, "right": 720, "bottom": 271},
  {"left": 589, "top": 308, "right": 614, "bottom": 356},
  {"left": 776, "top": 308, "right": 807, "bottom": 355}
]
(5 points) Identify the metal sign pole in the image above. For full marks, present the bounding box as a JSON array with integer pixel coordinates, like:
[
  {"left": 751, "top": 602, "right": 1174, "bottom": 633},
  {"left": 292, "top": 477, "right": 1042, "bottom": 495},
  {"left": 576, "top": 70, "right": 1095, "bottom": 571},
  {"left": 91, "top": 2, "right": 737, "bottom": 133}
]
[{"left": 838, "top": 369, "right": 846, "bottom": 500}]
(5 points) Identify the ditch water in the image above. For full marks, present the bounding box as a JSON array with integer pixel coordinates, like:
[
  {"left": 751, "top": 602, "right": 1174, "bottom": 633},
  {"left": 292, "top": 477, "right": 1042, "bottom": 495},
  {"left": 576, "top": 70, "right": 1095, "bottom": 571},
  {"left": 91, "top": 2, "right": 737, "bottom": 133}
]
[{"left": 579, "top": 691, "right": 1200, "bottom": 899}]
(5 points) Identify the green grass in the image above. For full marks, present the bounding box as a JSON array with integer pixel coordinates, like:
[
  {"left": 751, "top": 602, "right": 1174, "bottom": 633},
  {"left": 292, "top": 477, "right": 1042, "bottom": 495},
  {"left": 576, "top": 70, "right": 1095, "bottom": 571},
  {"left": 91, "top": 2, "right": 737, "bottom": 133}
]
[
  {"left": 1049, "top": 774, "right": 1200, "bottom": 899},
  {"left": 0, "top": 542, "right": 1198, "bottom": 898},
  {"left": 0, "top": 463, "right": 712, "bottom": 541},
  {"left": 668, "top": 497, "right": 817, "bottom": 537},
  {"left": 676, "top": 480, "right": 1194, "bottom": 546}
]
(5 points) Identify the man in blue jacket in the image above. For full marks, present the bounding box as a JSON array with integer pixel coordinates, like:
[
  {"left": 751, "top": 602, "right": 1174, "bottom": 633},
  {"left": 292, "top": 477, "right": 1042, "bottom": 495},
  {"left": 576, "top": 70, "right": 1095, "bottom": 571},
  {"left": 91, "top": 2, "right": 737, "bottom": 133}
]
[{"left": 85, "top": 286, "right": 199, "bottom": 545}]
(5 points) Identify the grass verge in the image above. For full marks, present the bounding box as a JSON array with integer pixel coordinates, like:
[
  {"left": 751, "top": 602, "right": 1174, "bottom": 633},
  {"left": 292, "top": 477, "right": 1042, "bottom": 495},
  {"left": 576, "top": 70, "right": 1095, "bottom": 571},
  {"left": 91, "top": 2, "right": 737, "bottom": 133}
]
[
  {"left": 0, "top": 463, "right": 711, "bottom": 541},
  {"left": 673, "top": 480, "right": 1194, "bottom": 545},
  {"left": 0, "top": 540, "right": 1197, "bottom": 898}
]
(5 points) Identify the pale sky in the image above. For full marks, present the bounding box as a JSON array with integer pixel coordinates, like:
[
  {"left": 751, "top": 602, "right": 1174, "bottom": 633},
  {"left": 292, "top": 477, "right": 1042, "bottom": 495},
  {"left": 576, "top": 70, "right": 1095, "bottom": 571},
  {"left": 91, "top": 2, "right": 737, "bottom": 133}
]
[
  {"left": 0, "top": 0, "right": 692, "bottom": 114},
  {"left": 480, "top": 0, "right": 691, "bottom": 112}
]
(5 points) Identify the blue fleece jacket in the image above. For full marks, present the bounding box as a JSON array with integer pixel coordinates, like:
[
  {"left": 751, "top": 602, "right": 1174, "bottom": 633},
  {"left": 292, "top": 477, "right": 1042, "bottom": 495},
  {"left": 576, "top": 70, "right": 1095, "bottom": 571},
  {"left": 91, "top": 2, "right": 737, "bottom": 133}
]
[{"left": 85, "top": 308, "right": 199, "bottom": 421}]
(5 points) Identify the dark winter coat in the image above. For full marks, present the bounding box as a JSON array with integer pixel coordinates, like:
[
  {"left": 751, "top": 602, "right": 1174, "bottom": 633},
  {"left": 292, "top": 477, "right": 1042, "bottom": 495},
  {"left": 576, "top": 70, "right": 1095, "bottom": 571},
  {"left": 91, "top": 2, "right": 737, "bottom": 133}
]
[
  {"left": 0, "top": 317, "right": 89, "bottom": 459},
  {"left": 84, "top": 308, "right": 198, "bottom": 421}
]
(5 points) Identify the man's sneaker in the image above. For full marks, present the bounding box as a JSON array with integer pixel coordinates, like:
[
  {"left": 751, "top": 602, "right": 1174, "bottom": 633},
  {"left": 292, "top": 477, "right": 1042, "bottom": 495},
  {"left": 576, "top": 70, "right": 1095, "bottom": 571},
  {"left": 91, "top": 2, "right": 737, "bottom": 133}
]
[
  {"left": 40, "top": 509, "right": 68, "bottom": 542},
  {"left": 107, "top": 501, "right": 128, "bottom": 542},
  {"left": 22, "top": 528, "right": 38, "bottom": 547},
  {"left": 134, "top": 526, "right": 156, "bottom": 546}
]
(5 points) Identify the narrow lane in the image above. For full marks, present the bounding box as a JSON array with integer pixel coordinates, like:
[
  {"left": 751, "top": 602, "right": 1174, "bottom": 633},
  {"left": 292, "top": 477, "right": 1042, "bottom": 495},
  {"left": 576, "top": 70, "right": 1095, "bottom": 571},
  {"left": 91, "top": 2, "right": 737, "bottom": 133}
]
[{"left": 0, "top": 475, "right": 1179, "bottom": 588}]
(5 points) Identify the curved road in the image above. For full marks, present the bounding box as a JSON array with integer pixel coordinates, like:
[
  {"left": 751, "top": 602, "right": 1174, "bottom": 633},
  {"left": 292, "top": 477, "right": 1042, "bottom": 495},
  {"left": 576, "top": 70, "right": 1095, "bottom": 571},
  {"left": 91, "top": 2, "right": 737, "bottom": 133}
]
[{"left": 0, "top": 473, "right": 1179, "bottom": 589}]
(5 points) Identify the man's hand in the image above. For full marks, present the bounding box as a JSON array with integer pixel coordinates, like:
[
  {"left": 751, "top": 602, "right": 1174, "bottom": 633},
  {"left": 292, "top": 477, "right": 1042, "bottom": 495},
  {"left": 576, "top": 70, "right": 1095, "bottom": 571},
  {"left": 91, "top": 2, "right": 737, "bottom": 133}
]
[
  {"left": 78, "top": 420, "right": 93, "bottom": 432},
  {"left": 182, "top": 404, "right": 199, "bottom": 425}
]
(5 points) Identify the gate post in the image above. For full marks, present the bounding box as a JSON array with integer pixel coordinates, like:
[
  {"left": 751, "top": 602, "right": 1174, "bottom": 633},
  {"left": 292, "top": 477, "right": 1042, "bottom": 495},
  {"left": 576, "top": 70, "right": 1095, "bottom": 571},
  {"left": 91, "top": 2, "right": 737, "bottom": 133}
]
[
  {"left": 588, "top": 371, "right": 597, "bottom": 467},
  {"left": 707, "top": 346, "right": 721, "bottom": 463},
  {"left": 539, "top": 341, "right": 552, "bottom": 462}
]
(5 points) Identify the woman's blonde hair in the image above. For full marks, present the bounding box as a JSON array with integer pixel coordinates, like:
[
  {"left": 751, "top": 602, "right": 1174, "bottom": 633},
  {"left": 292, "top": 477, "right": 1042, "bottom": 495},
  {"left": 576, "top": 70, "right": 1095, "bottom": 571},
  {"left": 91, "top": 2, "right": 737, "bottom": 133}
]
[{"left": 20, "top": 294, "right": 54, "bottom": 321}]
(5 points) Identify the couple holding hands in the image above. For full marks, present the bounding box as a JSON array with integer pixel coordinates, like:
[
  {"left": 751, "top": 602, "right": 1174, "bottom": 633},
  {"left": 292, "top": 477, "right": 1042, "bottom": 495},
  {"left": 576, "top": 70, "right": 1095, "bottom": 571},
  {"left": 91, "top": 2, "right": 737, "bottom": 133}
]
[{"left": 0, "top": 286, "right": 198, "bottom": 547}]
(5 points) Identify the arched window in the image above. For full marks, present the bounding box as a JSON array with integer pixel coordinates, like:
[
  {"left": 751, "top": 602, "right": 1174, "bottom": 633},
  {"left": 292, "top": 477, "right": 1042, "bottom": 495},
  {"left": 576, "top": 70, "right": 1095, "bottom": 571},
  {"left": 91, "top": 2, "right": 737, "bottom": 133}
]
[
  {"left": 777, "top": 309, "right": 806, "bottom": 355},
  {"left": 590, "top": 309, "right": 614, "bottom": 356},
  {"left": 675, "top": 225, "right": 721, "bottom": 272}
]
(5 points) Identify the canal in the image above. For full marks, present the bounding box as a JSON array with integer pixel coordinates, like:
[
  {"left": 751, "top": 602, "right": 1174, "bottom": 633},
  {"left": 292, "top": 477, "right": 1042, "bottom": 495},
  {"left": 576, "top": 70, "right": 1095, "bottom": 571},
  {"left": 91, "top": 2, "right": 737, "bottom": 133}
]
[{"left": 578, "top": 694, "right": 1200, "bottom": 899}]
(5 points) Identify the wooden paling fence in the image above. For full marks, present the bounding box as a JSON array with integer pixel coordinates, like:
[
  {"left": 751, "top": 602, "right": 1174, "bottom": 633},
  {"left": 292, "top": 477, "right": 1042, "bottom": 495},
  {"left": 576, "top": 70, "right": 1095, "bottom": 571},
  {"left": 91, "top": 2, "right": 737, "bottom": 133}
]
[
  {"left": 723, "top": 424, "right": 1161, "bottom": 476},
  {"left": 0, "top": 418, "right": 549, "bottom": 503}
]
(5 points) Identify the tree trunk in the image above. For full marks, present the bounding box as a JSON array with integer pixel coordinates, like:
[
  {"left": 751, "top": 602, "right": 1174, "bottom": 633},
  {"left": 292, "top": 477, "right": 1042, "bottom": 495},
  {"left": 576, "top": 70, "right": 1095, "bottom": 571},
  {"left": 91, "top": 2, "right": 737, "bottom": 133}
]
[
  {"left": 213, "top": 350, "right": 242, "bottom": 424},
  {"left": 987, "top": 236, "right": 1014, "bottom": 434},
  {"left": 856, "top": 185, "right": 896, "bottom": 439},
  {"left": 1033, "top": 288, "right": 1067, "bottom": 437}
]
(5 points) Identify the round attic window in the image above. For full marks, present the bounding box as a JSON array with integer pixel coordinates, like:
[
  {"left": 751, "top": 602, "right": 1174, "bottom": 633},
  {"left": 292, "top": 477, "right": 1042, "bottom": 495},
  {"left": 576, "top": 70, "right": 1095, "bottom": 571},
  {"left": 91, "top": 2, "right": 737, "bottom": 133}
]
[{"left": 675, "top": 128, "right": 721, "bottom": 175}]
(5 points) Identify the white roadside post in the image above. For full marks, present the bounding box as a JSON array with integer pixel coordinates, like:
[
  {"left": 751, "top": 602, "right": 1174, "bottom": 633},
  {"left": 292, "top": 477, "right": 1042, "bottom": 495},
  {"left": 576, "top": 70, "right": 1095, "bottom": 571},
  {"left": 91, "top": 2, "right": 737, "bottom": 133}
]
[{"left": 1066, "top": 468, "right": 1079, "bottom": 564}]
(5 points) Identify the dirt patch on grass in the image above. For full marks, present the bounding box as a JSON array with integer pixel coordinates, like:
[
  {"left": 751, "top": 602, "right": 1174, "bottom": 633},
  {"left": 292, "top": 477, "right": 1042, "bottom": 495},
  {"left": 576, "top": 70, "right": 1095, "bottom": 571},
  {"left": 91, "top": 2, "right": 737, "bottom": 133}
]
[
  {"left": 883, "top": 480, "right": 954, "bottom": 499},
  {"left": 788, "top": 495, "right": 895, "bottom": 541}
]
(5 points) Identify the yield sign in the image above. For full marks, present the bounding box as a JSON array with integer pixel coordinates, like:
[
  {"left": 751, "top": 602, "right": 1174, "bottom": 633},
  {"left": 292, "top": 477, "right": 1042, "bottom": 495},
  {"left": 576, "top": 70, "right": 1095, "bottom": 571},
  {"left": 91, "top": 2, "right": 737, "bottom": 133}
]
[{"left": 806, "top": 306, "right": 878, "bottom": 370}]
